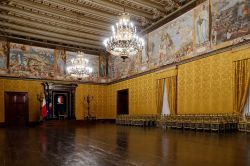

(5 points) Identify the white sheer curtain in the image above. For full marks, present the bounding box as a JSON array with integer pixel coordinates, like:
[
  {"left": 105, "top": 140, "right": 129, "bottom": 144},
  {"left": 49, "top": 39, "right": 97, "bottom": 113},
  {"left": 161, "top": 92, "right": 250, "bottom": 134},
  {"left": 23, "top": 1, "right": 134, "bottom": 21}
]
[
  {"left": 243, "top": 86, "right": 250, "bottom": 115},
  {"left": 161, "top": 80, "right": 170, "bottom": 115}
]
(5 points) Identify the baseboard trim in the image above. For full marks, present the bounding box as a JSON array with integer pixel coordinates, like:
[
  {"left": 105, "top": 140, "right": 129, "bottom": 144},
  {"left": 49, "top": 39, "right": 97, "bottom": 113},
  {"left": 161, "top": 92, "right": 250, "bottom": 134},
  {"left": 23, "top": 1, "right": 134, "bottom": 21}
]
[
  {"left": 75, "top": 119, "right": 116, "bottom": 123},
  {"left": 96, "top": 119, "right": 116, "bottom": 123}
]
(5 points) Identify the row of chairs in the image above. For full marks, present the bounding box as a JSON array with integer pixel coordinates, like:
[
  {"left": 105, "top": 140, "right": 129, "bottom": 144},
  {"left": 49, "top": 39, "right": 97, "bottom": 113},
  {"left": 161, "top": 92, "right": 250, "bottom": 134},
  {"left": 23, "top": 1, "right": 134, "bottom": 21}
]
[
  {"left": 158, "top": 114, "right": 239, "bottom": 132},
  {"left": 238, "top": 114, "right": 250, "bottom": 132},
  {"left": 116, "top": 115, "right": 158, "bottom": 127}
]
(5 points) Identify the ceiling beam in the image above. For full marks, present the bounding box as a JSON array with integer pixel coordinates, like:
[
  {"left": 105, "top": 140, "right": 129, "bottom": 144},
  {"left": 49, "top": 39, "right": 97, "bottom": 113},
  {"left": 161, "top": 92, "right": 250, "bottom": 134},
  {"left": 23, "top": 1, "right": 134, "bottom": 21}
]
[
  {"left": 10, "top": 0, "right": 112, "bottom": 29},
  {"left": 0, "top": 5, "right": 111, "bottom": 35},
  {"left": 0, "top": 14, "right": 105, "bottom": 41},
  {"left": 126, "top": 0, "right": 166, "bottom": 13},
  {"left": 34, "top": 0, "right": 116, "bottom": 22},
  {"left": 81, "top": 0, "right": 155, "bottom": 20},
  {"left": 140, "top": 0, "right": 197, "bottom": 34},
  {"left": 0, "top": 28, "right": 103, "bottom": 49},
  {"left": 0, "top": 35, "right": 100, "bottom": 54},
  {"left": 0, "top": 22, "right": 102, "bottom": 46}
]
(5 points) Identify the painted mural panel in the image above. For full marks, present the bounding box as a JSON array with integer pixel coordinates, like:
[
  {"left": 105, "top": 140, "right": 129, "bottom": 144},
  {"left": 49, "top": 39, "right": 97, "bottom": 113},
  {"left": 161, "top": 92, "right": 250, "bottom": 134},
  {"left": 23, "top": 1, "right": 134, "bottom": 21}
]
[
  {"left": 109, "top": 55, "right": 114, "bottom": 79},
  {"left": 0, "top": 40, "right": 8, "bottom": 70},
  {"left": 127, "top": 53, "right": 142, "bottom": 75},
  {"left": 55, "top": 49, "right": 66, "bottom": 77},
  {"left": 139, "top": 35, "right": 150, "bottom": 72},
  {"left": 211, "top": 0, "right": 250, "bottom": 45},
  {"left": 9, "top": 43, "right": 54, "bottom": 78},
  {"left": 85, "top": 53, "right": 99, "bottom": 81},
  {"left": 66, "top": 51, "right": 99, "bottom": 81},
  {"left": 99, "top": 54, "right": 107, "bottom": 78},
  {"left": 194, "top": 0, "right": 210, "bottom": 54},
  {"left": 111, "top": 53, "right": 142, "bottom": 80},
  {"left": 111, "top": 56, "right": 129, "bottom": 80},
  {"left": 110, "top": 34, "right": 148, "bottom": 80},
  {"left": 147, "top": 10, "right": 194, "bottom": 67}
]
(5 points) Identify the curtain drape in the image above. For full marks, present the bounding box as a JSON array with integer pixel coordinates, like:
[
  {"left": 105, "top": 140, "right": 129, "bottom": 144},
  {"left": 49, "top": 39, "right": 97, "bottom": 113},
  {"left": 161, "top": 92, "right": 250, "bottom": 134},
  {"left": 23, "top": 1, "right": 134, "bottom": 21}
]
[
  {"left": 243, "top": 86, "right": 250, "bottom": 115},
  {"left": 165, "top": 76, "right": 177, "bottom": 115},
  {"left": 157, "top": 79, "right": 165, "bottom": 115},
  {"left": 234, "top": 59, "right": 250, "bottom": 114}
]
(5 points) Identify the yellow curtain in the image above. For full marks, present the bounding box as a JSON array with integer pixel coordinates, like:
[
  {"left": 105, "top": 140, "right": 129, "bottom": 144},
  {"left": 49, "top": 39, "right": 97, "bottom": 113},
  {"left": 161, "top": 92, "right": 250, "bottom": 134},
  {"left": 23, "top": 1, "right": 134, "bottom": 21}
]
[
  {"left": 165, "top": 76, "right": 177, "bottom": 115},
  {"left": 157, "top": 79, "right": 165, "bottom": 115},
  {"left": 234, "top": 59, "right": 250, "bottom": 114}
]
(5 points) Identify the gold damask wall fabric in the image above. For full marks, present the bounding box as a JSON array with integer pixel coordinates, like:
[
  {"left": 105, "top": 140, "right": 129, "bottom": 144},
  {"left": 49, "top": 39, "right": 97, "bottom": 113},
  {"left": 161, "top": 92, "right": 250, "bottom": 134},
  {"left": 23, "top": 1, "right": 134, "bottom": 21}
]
[
  {"left": 107, "top": 73, "right": 160, "bottom": 118},
  {"left": 1, "top": 45, "right": 250, "bottom": 122},
  {"left": 106, "top": 68, "right": 177, "bottom": 118},
  {"left": 157, "top": 79, "right": 165, "bottom": 115},
  {"left": 166, "top": 76, "right": 177, "bottom": 115},
  {"left": 178, "top": 52, "right": 233, "bottom": 114},
  {"left": 0, "top": 79, "right": 43, "bottom": 122},
  {"left": 178, "top": 45, "right": 250, "bottom": 114},
  {"left": 75, "top": 84, "right": 107, "bottom": 120},
  {"left": 233, "top": 59, "right": 250, "bottom": 114},
  {"left": 0, "top": 79, "right": 108, "bottom": 122}
]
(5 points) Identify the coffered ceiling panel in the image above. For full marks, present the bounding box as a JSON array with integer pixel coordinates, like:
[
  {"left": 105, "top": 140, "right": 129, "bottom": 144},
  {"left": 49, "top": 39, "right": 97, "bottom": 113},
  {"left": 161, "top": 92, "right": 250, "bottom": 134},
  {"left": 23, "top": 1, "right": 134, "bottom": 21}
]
[{"left": 0, "top": 0, "right": 197, "bottom": 54}]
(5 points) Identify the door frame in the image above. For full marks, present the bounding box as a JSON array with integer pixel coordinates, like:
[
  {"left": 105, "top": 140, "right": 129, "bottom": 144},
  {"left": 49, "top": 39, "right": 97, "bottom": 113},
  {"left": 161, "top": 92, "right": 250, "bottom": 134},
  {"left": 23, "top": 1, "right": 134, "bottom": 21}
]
[
  {"left": 4, "top": 92, "right": 29, "bottom": 125},
  {"left": 43, "top": 82, "right": 77, "bottom": 119},
  {"left": 117, "top": 89, "right": 129, "bottom": 115},
  {"left": 52, "top": 91, "right": 70, "bottom": 118}
]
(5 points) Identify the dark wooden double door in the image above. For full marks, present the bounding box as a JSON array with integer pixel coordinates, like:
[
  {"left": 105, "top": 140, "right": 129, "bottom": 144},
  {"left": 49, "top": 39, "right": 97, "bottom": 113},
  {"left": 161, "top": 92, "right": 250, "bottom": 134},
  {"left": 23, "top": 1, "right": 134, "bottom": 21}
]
[
  {"left": 117, "top": 89, "right": 129, "bottom": 115},
  {"left": 5, "top": 92, "right": 29, "bottom": 126}
]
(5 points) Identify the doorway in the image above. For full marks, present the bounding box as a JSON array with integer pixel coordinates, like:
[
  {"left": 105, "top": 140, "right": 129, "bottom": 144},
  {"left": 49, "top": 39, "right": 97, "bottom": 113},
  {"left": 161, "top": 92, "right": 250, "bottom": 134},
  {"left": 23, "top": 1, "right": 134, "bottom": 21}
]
[
  {"left": 117, "top": 89, "right": 129, "bottom": 115},
  {"left": 52, "top": 91, "right": 69, "bottom": 119},
  {"left": 4, "top": 92, "right": 29, "bottom": 126},
  {"left": 43, "top": 82, "right": 77, "bottom": 120}
]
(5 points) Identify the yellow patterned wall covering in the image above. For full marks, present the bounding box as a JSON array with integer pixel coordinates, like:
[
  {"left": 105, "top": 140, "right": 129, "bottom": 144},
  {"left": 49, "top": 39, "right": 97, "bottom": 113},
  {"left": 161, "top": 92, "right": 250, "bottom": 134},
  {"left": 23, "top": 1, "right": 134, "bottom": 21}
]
[
  {"left": 75, "top": 84, "right": 107, "bottom": 120},
  {"left": 177, "top": 44, "right": 250, "bottom": 114},
  {"left": 1, "top": 45, "right": 250, "bottom": 122},
  {"left": 0, "top": 79, "right": 43, "bottom": 122},
  {"left": 0, "top": 79, "right": 108, "bottom": 122},
  {"left": 106, "top": 68, "right": 177, "bottom": 118}
]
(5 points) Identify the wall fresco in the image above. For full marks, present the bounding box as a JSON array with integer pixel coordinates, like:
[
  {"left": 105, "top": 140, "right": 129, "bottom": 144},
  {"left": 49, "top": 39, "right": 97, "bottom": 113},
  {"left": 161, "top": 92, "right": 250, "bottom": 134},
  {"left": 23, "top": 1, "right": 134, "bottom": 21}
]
[
  {"left": 65, "top": 51, "right": 99, "bottom": 82},
  {"left": 1, "top": 0, "right": 250, "bottom": 82},
  {"left": 149, "top": 10, "right": 194, "bottom": 66},
  {"left": 194, "top": 1, "right": 211, "bottom": 54},
  {"left": 55, "top": 49, "right": 66, "bottom": 78},
  {"left": 211, "top": 0, "right": 250, "bottom": 45},
  {"left": 9, "top": 43, "right": 54, "bottom": 78},
  {"left": 111, "top": 0, "right": 250, "bottom": 81},
  {"left": 0, "top": 40, "right": 8, "bottom": 70},
  {"left": 99, "top": 54, "right": 107, "bottom": 78}
]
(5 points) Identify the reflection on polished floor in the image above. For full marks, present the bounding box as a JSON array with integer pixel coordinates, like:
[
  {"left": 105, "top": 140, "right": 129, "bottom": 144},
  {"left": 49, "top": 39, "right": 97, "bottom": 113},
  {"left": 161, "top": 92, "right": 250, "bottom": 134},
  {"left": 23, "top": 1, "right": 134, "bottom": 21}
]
[{"left": 0, "top": 121, "right": 250, "bottom": 166}]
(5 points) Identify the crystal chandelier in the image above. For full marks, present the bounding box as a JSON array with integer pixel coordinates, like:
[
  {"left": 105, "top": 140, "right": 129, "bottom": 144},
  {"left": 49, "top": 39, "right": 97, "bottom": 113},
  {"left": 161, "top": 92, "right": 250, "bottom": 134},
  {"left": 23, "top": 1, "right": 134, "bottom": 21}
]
[
  {"left": 103, "top": 12, "right": 144, "bottom": 60},
  {"left": 66, "top": 52, "right": 93, "bottom": 79}
]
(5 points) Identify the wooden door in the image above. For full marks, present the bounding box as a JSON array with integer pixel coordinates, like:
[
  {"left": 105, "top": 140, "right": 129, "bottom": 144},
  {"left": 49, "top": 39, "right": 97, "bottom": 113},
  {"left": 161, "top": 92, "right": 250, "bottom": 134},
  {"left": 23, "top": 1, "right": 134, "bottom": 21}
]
[
  {"left": 5, "top": 92, "right": 29, "bottom": 126},
  {"left": 117, "top": 89, "right": 129, "bottom": 115}
]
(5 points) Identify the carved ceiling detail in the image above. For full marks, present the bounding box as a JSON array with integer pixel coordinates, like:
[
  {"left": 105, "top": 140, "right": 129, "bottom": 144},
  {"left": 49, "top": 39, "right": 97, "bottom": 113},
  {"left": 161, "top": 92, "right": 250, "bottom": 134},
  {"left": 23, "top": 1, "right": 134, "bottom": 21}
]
[{"left": 0, "top": 0, "right": 192, "bottom": 53}]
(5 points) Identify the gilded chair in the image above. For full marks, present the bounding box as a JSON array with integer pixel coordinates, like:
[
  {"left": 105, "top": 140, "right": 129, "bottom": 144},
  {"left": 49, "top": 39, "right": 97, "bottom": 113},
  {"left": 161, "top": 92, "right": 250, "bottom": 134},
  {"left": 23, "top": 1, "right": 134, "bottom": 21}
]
[
  {"left": 238, "top": 116, "right": 247, "bottom": 132},
  {"left": 210, "top": 115, "right": 222, "bottom": 132},
  {"left": 246, "top": 114, "right": 250, "bottom": 132},
  {"left": 203, "top": 115, "right": 211, "bottom": 131},
  {"left": 183, "top": 115, "right": 191, "bottom": 130},
  {"left": 190, "top": 115, "right": 197, "bottom": 130},
  {"left": 176, "top": 115, "right": 183, "bottom": 129}
]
